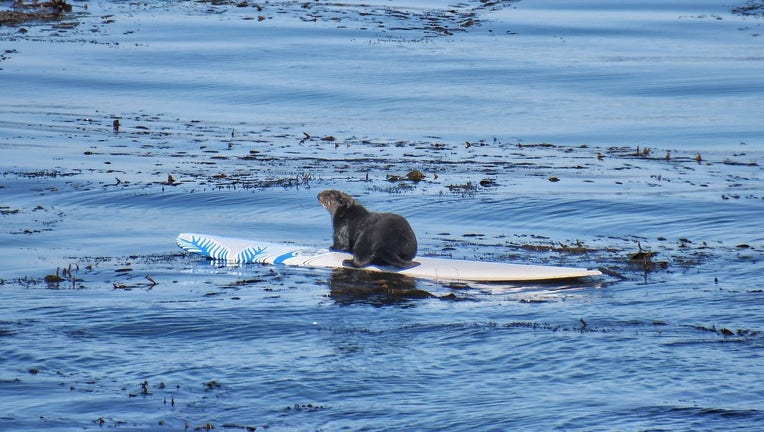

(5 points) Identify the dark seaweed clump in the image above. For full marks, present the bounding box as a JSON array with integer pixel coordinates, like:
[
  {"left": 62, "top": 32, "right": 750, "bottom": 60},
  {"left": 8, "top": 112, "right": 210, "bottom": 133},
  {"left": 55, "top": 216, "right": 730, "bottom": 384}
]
[
  {"left": 196, "top": 0, "right": 519, "bottom": 38},
  {"left": 0, "top": 1, "right": 73, "bottom": 26},
  {"left": 732, "top": 1, "right": 764, "bottom": 16}
]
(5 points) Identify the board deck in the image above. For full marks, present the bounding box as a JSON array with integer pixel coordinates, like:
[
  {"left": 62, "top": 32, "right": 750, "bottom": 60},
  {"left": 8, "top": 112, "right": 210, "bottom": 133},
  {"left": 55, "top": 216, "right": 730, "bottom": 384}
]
[{"left": 177, "top": 233, "right": 602, "bottom": 282}]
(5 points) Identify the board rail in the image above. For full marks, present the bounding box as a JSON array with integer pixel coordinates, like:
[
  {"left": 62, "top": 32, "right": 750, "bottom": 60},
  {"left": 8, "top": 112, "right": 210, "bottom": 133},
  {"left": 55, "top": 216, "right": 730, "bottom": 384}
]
[{"left": 177, "top": 233, "right": 602, "bottom": 282}]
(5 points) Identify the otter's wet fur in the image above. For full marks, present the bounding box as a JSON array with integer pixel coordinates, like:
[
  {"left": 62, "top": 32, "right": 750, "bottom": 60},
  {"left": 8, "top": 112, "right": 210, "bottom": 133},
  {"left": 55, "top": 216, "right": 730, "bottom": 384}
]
[{"left": 318, "top": 190, "right": 417, "bottom": 268}]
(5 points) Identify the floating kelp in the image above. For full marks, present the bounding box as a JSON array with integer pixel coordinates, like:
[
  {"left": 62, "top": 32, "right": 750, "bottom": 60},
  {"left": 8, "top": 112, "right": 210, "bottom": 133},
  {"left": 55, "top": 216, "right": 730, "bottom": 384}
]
[
  {"left": 0, "top": 1, "right": 74, "bottom": 26},
  {"left": 732, "top": 1, "right": 764, "bottom": 16}
]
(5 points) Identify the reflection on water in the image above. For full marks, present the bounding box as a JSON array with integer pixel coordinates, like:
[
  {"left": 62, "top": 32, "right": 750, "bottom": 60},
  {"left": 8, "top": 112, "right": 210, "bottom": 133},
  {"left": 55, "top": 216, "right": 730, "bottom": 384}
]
[{"left": 328, "top": 268, "right": 436, "bottom": 306}]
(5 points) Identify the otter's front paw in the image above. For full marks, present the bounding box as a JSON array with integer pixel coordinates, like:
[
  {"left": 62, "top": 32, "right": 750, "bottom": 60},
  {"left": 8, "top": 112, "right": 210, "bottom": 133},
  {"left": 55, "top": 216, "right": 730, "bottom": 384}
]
[{"left": 342, "top": 259, "right": 360, "bottom": 268}]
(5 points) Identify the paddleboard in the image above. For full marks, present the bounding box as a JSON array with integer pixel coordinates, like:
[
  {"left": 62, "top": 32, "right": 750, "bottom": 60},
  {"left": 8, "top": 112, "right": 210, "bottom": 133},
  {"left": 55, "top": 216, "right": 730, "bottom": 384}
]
[{"left": 177, "top": 233, "right": 601, "bottom": 282}]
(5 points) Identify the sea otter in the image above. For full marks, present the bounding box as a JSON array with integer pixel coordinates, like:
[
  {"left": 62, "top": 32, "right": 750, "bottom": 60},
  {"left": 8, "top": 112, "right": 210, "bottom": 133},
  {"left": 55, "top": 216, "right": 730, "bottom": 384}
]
[{"left": 318, "top": 190, "right": 417, "bottom": 268}]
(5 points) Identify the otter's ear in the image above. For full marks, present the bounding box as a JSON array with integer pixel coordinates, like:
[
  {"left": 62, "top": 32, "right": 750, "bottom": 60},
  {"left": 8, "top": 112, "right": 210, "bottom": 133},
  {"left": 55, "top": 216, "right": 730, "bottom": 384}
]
[
  {"left": 340, "top": 192, "right": 359, "bottom": 208},
  {"left": 337, "top": 194, "right": 351, "bottom": 207}
]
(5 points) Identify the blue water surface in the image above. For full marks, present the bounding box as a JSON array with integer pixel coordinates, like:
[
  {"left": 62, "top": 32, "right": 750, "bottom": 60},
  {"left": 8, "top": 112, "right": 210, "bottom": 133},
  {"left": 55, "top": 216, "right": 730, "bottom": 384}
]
[{"left": 1, "top": 0, "right": 763, "bottom": 430}]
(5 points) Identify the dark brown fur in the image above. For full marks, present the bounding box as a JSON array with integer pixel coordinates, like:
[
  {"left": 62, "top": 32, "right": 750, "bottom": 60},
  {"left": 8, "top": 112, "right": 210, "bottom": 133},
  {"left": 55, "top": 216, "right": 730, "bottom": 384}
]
[{"left": 318, "top": 190, "right": 417, "bottom": 268}]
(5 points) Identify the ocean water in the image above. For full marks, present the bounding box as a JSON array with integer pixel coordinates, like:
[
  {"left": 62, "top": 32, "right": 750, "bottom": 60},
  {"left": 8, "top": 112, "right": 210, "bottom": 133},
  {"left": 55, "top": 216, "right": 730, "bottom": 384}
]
[{"left": 1, "top": 0, "right": 763, "bottom": 430}]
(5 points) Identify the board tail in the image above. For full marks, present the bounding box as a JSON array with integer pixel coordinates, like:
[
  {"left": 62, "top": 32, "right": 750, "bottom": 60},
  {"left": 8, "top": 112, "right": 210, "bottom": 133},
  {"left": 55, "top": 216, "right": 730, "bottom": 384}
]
[
  {"left": 177, "top": 233, "right": 325, "bottom": 264},
  {"left": 177, "top": 233, "right": 231, "bottom": 261}
]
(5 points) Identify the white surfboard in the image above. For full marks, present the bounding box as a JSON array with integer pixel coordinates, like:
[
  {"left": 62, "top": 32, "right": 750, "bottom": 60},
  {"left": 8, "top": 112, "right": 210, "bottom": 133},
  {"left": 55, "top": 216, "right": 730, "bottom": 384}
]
[{"left": 176, "top": 233, "right": 601, "bottom": 282}]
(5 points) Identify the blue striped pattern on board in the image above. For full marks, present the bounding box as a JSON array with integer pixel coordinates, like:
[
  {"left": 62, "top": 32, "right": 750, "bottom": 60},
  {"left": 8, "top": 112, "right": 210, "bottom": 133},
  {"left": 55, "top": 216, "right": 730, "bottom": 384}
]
[
  {"left": 237, "top": 246, "right": 268, "bottom": 263},
  {"left": 273, "top": 252, "right": 297, "bottom": 264},
  {"left": 177, "top": 234, "right": 229, "bottom": 261}
]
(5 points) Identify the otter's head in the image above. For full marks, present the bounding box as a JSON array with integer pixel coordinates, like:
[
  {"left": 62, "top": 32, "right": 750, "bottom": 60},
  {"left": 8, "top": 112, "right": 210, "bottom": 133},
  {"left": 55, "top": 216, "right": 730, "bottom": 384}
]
[{"left": 318, "top": 190, "right": 356, "bottom": 216}]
